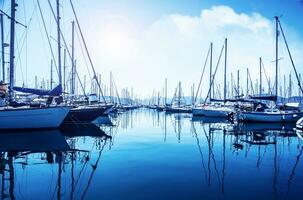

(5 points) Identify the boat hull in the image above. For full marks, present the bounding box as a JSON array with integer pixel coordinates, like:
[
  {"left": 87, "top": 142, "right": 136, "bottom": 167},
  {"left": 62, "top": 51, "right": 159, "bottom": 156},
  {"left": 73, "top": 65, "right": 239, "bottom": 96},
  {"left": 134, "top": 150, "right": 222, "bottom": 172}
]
[
  {"left": 239, "top": 111, "right": 303, "bottom": 122},
  {"left": 64, "top": 104, "right": 112, "bottom": 123},
  {"left": 0, "top": 106, "right": 71, "bottom": 130},
  {"left": 192, "top": 107, "right": 232, "bottom": 117}
]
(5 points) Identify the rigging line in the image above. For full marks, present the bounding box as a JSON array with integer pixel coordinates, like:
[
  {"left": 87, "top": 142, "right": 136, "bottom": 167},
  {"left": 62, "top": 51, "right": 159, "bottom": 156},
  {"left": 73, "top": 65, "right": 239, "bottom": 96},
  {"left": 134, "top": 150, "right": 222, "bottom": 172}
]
[
  {"left": 70, "top": 0, "right": 106, "bottom": 103},
  {"left": 278, "top": 20, "right": 303, "bottom": 95},
  {"left": 47, "top": 0, "right": 87, "bottom": 97},
  {"left": 113, "top": 75, "right": 122, "bottom": 105},
  {"left": 13, "top": 5, "right": 36, "bottom": 85},
  {"left": 37, "top": 0, "right": 59, "bottom": 78},
  {"left": 261, "top": 59, "right": 271, "bottom": 91},
  {"left": 194, "top": 44, "right": 211, "bottom": 104},
  {"left": 0, "top": 9, "right": 27, "bottom": 28},
  {"left": 247, "top": 70, "right": 255, "bottom": 95},
  {"left": 75, "top": 25, "right": 92, "bottom": 80},
  {"left": 15, "top": 34, "right": 25, "bottom": 84},
  {"left": 203, "top": 43, "right": 225, "bottom": 105}
]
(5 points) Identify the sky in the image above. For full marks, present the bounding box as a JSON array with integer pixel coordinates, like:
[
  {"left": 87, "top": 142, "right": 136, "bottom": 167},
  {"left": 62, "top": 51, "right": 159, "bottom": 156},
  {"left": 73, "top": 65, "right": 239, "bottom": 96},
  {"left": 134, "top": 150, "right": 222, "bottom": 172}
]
[{"left": 1, "top": 0, "right": 303, "bottom": 99}]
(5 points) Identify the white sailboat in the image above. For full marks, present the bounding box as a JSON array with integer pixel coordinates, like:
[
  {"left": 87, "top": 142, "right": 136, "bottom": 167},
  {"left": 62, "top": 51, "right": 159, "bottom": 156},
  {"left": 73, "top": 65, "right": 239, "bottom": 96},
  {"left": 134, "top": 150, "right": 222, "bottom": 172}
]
[
  {"left": 0, "top": 0, "right": 71, "bottom": 130},
  {"left": 239, "top": 16, "right": 303, "bottom": 123},
  {"left": 193, "top": 39, "right": 234, "bottom": 117},
  {"left": 165, "top": 82, "right": 191, "bottom": 113},
  {"left": 192, "top": 103, "right": 234, "bottom": 117}
]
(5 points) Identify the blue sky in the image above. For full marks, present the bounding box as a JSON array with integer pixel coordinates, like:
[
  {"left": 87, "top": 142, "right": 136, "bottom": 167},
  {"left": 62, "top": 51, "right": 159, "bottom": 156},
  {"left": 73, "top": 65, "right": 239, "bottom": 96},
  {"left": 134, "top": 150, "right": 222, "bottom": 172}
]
[{"left": 1, "top": 0, "right": 303, "bottom": 99}]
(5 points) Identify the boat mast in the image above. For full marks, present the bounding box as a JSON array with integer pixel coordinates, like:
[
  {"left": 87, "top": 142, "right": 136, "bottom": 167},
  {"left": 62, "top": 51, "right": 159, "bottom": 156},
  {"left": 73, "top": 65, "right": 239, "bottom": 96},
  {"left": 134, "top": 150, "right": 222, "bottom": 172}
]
[
  {"left": 9, "top": 0, "right": 16, "bottom": 101},
  {"left": 274, "top": 16, "right": 279, "bottom": 101},
  {"left": 110, "top": 71, "right": 113, "bottom": 103},
  {"left": 224, "top": 38, "right": 227, "bottom": 101},
  {"left": 0, "top": 13, "right": 4, "bottom": 82},
  {"left": 63, "top": 48, "right": 66, "bottom": 93},
  {"left": 259, "top": 57, "right": 262, "bottom": 95},
  {"left": 56, "top": 0, "right": 62, "bottom": 86},
  {"left": 178, "top": 81, "right": 181, "bottom": 107},
  {"left": 246, "top": 68, "right": 249, "bottom": 96},
  {"left": 50, "top": 59, "right": 53, "bottom": 89},
  {"left": 165, "top": 78, "right": 167, "bottom": 106},
  {"left": 237, "top": 69, "right": 240, "bottom": 97},
  {"left": 209, "top": 42, "right": 213, "bottom": 101},
  {"left": 71, "top": 20, "right": 75, "bottom": 95}
]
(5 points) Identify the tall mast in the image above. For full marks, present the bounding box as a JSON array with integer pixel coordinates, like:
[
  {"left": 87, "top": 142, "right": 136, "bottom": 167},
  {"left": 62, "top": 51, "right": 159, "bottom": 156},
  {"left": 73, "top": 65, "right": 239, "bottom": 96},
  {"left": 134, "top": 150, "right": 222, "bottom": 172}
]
[
  {"left": 289, "top": 73, "right": 292, "bottom": 98},
  {"left": 165, "top": 78, "right": 167, "bottom": 106},
  {"left": 50, "top": 59, "right": 53, "bottom": 89},
  {"left": 110, "top": 71, "right": 112, "bottom": 103},
  {"left": 274, "top": 16, "right": 279, "bottom": 99},
  {"left": 57, "top": 0, "right": 62, "bottom": 86},
  {"left": 237, "top": 70, "right": 240, "bottom": 97},
  {"left": 9, "top": 0, "right": 16, "bottom": 100},
  {"left": 1, "top": 14, "right": 4, "bottom": 82},
  {"left": 224, "top": 38, "right": 227, "bottom": 101},
  {"left": 63, "top": 48, "right": 66, "bottom": 93},
  {"left": 246, "top": 68, "right": 249, "bottom": 96},
  {"left": 209, "top": 42, "right": 213, "bottom": 100},
  {"left": 178, "top": 81, "right": 181, "bottom": 107},
  {"left": 259, "top": 57, "right": 262, "bottom": 95},
  {"left": 71, "top": 20, "right": 75, "bottom": 95}
]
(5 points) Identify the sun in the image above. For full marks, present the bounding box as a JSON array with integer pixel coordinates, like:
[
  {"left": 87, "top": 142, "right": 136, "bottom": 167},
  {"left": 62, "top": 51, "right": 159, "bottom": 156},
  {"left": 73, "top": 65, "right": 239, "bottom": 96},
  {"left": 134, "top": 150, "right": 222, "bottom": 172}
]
[{"left": 97, "top": 18, "right": 136, "bottom": 58}]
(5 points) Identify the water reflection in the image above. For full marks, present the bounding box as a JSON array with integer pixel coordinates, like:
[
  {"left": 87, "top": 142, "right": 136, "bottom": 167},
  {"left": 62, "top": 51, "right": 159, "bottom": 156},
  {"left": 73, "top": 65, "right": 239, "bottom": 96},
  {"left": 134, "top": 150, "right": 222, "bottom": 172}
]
[
  {"left": 0, "top": 124, "right": 112, "bottom": 200},
  {"left": 0, "top": 109, "right": 302, "bottom": 200}
]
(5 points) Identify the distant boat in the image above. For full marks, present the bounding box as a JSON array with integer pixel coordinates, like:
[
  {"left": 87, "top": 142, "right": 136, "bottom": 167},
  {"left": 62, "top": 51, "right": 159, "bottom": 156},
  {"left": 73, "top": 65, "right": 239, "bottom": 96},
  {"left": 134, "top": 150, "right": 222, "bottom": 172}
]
[{"left": 165, "top": 81, "right": 191, "bottom": 113}]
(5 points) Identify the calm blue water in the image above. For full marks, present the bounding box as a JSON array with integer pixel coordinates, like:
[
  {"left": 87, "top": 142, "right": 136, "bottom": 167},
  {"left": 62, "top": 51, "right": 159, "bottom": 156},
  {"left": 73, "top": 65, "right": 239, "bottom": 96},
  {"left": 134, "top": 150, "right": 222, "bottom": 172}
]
[{"left": 0, "top": 108, "right": 303, "bottom": 200}]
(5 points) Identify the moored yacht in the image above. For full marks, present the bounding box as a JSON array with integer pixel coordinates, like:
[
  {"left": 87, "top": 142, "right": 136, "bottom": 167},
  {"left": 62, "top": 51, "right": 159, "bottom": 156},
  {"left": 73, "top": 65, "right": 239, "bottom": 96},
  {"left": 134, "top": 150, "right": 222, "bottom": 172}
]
[
  {"left": 0, "top": 1, "right": 71, "bottom": 130},
  {"left": 192, "top": 103, "right": 234, "bottom": 117},
  {"left": 239, "top": 108, "right": 302, "bottom": 123}
]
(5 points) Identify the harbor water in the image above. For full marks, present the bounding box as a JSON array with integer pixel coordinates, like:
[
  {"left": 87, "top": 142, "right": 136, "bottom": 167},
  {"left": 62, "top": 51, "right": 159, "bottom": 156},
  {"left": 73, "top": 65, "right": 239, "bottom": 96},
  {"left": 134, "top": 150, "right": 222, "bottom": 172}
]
[{"left": 0, "top": 108, "right": 302, "bottom": 200}]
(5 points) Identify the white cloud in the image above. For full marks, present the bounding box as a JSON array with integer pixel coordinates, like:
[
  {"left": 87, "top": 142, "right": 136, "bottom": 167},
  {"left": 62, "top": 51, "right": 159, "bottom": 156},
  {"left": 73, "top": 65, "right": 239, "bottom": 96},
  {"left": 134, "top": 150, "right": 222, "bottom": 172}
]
[
  {"left": 27, "top": 4, "right": 303, "bottom": 98},
  {"left": 91, "top": 5, "right": 303, "bottom": 98}
]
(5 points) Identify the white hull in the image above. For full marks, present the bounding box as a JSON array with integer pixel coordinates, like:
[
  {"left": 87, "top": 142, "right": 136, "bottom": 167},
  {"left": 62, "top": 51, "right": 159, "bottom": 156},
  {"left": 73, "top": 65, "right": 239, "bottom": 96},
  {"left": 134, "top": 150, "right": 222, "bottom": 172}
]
[
  {"left": 0, "top": 106, "right": 71, "bottom": 129},
  {"left": 239, "top": 111, "right": 302, "bottom": 123},
  {"left": 192, "top": 107, "right": 233, "bottom": 117}
]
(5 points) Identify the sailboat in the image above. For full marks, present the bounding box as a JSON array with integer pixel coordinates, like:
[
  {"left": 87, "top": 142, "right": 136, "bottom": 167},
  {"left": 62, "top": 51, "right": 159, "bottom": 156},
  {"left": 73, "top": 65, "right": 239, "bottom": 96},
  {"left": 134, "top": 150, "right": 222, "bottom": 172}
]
[
  {"left": 192, "top": 39, "right": 234, "bottom": 118},
  {"left": 165, "top": 82, "right": 191, "bottom": 113},
  {"left": 239, "top": 16, "right": 303, "bottom": 123},
  {"left": 0, "top": 0, "right": 71, "bottom": 130}
]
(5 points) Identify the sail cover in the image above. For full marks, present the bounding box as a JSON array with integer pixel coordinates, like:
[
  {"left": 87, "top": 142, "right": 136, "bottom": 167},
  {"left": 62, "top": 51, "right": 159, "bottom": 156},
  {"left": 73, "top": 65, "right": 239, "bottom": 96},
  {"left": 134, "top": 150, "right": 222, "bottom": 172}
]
[
  {"left": 248, "top": 94, "right": 277, "bottom": 101},
  {"left": 13, "top": 84, "right": 62, "bottom": 96}
]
